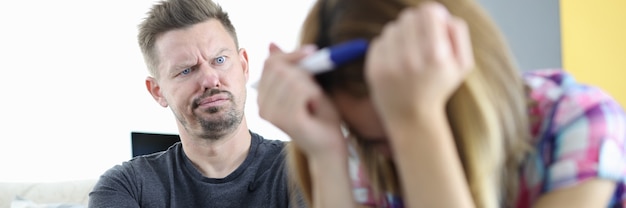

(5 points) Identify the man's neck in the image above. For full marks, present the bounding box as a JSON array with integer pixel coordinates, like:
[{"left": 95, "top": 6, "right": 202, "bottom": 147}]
[{"left": 180, "top": 122, "right": 252, "bottom": 178}]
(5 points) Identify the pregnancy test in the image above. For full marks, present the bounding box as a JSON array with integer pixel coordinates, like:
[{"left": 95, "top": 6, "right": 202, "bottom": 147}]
[{"left": 251, "top": 38, "right": 369, "bottom": 89}]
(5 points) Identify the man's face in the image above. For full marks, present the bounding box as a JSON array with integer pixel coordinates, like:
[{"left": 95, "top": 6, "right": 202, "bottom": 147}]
[{"left": 147, "top": 19, "right": 249, "bottom": 140}]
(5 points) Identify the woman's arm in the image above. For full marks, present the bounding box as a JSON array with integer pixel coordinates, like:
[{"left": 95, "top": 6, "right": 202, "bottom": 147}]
[
  {"left": 364, "top": 3, "right": 477, "bottom": 207},
  {"left": 534, "top": 179, "right": 616, "bottom": 208},
  {"left": 386, "top": 107, "right": 475, "bottom": 208},
  {"left": 258, "top": 44, "right": 357, "bottom": 208},
  {"left": 307, "top": 146, "right": 357, "bottom": 208}
]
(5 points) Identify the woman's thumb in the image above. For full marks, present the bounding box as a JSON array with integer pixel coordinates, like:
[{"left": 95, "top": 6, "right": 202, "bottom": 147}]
[{"left": 268, "top": 42, "right": 284, "bottom": 55}]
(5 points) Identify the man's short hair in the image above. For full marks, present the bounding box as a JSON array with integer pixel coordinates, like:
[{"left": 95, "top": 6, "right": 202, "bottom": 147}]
[{"left": 138, "top": 0, "right": 238, "bottom": 77}]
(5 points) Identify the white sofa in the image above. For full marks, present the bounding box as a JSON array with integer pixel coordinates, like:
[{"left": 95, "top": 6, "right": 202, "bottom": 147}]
[{"left": 0, "top": 179, "right": 97, "bottom": 208}]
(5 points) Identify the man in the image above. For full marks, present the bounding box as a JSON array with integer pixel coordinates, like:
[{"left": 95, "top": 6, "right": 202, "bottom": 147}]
[{"left": 88, "top": 0, "right": 295, "bottom": 207}]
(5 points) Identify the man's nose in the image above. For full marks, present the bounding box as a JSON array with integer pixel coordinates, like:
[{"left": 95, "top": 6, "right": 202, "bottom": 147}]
[{"left": 198, "top": 64, "right": 221, "bottom": 89}]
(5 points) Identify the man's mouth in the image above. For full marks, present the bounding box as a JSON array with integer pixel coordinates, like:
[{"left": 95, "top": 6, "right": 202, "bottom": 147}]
[
  {"left": 197, "top": 95, "right": 229, "bottom": 108},
  {"left": 192, "top": 89, "right": 233, "bottom": 109}
]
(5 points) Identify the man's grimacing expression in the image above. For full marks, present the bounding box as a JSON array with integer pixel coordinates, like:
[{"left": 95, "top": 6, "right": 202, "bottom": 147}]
[{"left": 148, "top": 19, "right": 249, "bottom": 140}]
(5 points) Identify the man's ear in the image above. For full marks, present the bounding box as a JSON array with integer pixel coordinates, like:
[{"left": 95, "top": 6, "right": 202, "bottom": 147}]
[
  {"left": 146, "top": 76, "right": 168, "bottom": 107},
  {"left": 239, "top": 48, "right": 249, "bottom": 82}
]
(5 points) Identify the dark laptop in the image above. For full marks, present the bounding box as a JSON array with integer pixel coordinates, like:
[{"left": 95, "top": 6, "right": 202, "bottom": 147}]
[{"left": 131, "top": 132, "right": 180, "bottom": 157}]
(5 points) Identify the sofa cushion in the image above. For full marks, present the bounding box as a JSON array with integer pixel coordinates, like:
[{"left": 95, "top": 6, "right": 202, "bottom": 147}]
[
  {"left": 10, "top": 196, "right": 85, "bottom": 208},
  {"left": 0, "top": 179, "right": 97, "bottom": 208}
]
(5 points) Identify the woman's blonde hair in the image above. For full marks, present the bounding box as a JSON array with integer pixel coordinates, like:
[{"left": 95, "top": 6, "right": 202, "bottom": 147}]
[{"left": 288, "top": 0, "right": 532, "bottom": 207}]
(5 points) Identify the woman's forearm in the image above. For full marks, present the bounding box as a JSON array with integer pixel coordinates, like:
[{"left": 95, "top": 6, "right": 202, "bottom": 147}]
[
  {"left": 308, "top": 148, "right": 356, "bottom": 208},
  {"left": 386, "top": 107, "right": 475, "bottom": 208}
]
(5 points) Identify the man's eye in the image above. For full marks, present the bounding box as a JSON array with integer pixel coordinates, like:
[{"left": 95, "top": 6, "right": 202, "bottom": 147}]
[
  {"left": 215, "top": 56, "right": 226, "bottom": 64},
  {"left": 181, "top": 68, "right": 191, "bottom": 75}
]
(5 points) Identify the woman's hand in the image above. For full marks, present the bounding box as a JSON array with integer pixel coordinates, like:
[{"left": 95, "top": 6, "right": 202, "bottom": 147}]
[
  {"left": 256, "top": 43, "right": 347, "bottom": 158},
  {"left": 364, "top": 3, "right": 477, "bottom": 207},
  {"left": 365, "top": 2, "right": 475, "bottom": 121}
]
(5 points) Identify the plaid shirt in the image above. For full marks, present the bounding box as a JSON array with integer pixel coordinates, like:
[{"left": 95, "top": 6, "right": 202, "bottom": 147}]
[
  {"left": 517, "top": 69, "right": 626, "bottom": 207},
  {"left": 349, "top": 69, "right": 626, "bottom": 207}
]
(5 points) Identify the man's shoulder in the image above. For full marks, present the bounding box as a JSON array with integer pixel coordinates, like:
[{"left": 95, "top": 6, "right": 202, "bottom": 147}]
[
  {"left": 101, "top": 143, "right": 181, "bottom": 178},
  {"left": 249, "top": 131, "right": 291, "bottom": 169},
  {"left": 251, "top": 131, "right": 288, "bottom": 148},
  {"left": 90, "top": 144, "right": 183, "bottom": 207}
]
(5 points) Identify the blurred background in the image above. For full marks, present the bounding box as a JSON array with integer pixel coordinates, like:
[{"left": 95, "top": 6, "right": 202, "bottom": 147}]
[{"left": 0, "top": 0, "right": 623, "bottom": 183}]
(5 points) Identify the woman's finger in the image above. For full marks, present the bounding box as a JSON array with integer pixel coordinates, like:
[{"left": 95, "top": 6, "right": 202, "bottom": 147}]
[
  {"left": 268, "top": 42, "right": 284, "bottom": 54},
  {"left": 397, "top": 7, "right": 421, "bottom": 71},
  {"left": 269, "top": 43, "right": 317, "bottom": 62},
  {"left": 448, "top": 16, "right": 474, "bottom": 75},
  {"left": 419, "top": 2, "right": 452, "bottom": 65}
]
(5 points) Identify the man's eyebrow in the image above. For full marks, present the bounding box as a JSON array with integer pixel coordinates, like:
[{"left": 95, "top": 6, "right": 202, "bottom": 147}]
[
  {"left": 170, "top": 47, "right": 233, "bottom": 69},
  {"left": 170, "top": 59, "right": 195, "bottom": 71},
  {"left": 211, "top": 47, "right": 233, "bottom": 57}
]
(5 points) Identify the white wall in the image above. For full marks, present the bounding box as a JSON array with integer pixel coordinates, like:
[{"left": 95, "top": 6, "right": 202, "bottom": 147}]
[{"left": 0, "top": 0, "right": 314, "bottom": 183}]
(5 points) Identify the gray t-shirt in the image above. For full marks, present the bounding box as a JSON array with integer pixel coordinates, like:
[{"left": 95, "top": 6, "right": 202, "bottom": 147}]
[{"left": 89, "top": 131, "right": 296, "bottom": 208}]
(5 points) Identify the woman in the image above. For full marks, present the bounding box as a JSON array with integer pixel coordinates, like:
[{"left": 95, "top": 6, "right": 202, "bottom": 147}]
[{"left": 256, "top": 0, "right": 626, "bottom": 207}]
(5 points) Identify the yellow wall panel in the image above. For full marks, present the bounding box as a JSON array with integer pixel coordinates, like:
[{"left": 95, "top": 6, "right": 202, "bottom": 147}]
[{"left": 561, "top": 0, "right": 626, "bottom": 106}]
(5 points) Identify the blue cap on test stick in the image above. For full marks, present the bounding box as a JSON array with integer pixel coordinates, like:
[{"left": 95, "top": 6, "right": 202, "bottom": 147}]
[
  {"left": 329, "top": 38, "right": 369, "bottom": 67},
  {"left": 252, "top": 38, "right": 369, "bottom": 89},
  {"left": 298, "top": 38, "right": 369, "bottom": 74}
]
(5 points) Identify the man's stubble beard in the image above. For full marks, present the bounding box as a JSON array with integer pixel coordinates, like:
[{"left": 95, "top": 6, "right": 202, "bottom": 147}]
[
  {"left": 175, "top": 89, "right": 245, "bottom": 141},
  {"left": 197, "top": 102, "right": 244, "bottom": 140}
]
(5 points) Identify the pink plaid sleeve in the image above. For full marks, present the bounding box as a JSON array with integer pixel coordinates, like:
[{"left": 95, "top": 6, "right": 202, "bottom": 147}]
[
  {"left": 524, "top": 71, "right": 626, "bottom": 208},
  {"left": 519, "top": 69, "right": 626, "bottom": 207},
  {"left": 545, "top": 82, "right": 626, "bottom": 191}
]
